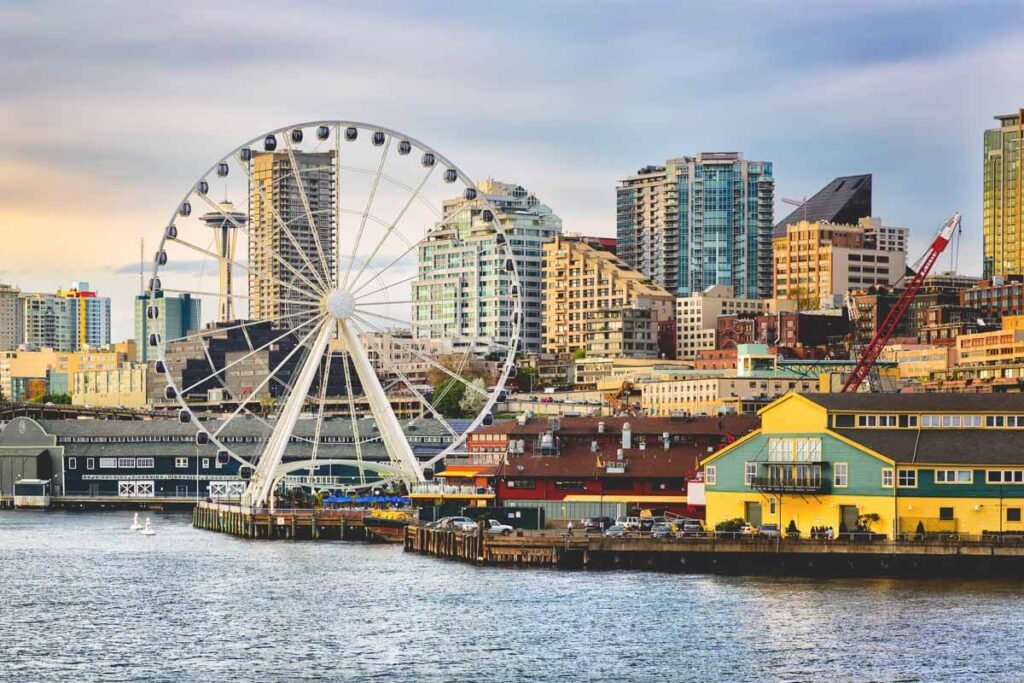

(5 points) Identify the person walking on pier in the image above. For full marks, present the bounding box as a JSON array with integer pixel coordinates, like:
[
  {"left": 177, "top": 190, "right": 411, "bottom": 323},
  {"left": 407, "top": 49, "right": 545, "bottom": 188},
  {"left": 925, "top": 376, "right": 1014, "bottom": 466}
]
[{"left": 567, "top": 521, "right": 574, "bottom": 538}]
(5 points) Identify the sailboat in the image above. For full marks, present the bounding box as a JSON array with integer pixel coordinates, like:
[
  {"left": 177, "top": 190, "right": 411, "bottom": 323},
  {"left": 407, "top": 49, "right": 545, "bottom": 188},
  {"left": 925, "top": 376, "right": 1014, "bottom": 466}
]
[
  {"left": 139, "top": 517, "right": 156, "bottom": 536},
  {"left": 130, "top": 512, "right": 143, "bottom": 531}
]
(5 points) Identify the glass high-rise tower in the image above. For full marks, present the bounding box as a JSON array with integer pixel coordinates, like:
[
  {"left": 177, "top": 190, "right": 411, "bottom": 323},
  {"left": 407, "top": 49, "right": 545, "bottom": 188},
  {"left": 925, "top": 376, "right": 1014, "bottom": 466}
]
[
  {"left": 617, "top": 153, "right": 774, "bottom": 298},
  {"left": 984, "top": 109, "right": 1024, "bottom": 279}
]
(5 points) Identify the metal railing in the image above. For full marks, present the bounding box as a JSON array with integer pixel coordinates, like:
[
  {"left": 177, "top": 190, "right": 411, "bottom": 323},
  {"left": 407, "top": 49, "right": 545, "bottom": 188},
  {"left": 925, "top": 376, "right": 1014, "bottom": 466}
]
[{"left": 409, "top": 483, "right": 495, "bottom": 496}]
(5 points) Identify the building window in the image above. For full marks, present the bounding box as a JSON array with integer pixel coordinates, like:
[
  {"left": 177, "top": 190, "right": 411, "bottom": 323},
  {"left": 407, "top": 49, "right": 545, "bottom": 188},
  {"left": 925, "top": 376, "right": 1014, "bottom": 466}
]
[
  {"left": 506, "top": 479, "right": 534, "bottom": 489},
  {"left": 744, "top": 462, "right": 757, "bottom": 486},
  {"left": 939, "top": 507, "right": 954, "bottom": 521},
  {"left": 768, "top": 439, "right": 787, "bottom": 461},
  {"left": 987, "top": 415, "right": 1005, "bottom": 428},
  {"left": 554, "top": 480, "right": 585, "bottom": 490},
  {"left": 67, "top": 457, "right": 77, "bottom": 470},
  {"left": 137, "top": 458, "right": 154, "bottom": 468},
  {"left": 796, "top": 438, "right": 821, "bottom": 462},
  {"left": 857, "top": 415, "right": 877, "bottom": 427},
  {"left": 87, "top": 458, "right": 95, "bottom": 471},
  {"left": 897, "top": 469, "right": 917, "bottom": 488},
  {"left": 882, "top": 468, "right": 894, "bottom": 488},
  {"left": 769, "top": 499, "right": 776, "bottom": 514},
  {"left": 834, "top": 462, "right": 848, "bottom": 488},
  {"left": 705, "top": 466, "right": 717, "bottom": 485},
  {"left": 935, "top": 469, "right": 973, "bottom": 484},
  {"left": 117, "top": 458, "right": 136, "bottom": 468},
  {"left": 175, "top": 457, "right": 188, "bottom": 468},
  {"left": 834, "top": 414, "right": 855, "bottom": 428},
  {"left": 922, "top": 415, "right": 940, "bottom": 427},
  {"left": 962, "top": 415, "right": 982, "bottom": 428},
  {"left": 940, "top": 415, "right": 961, "bottom": 428},
  {"left": 202, "top": 458, "right": 210, "bottom": 469},
  {"left": 987, "top": 470, "right": 1024, "bottom": 484},
  {"left": 99, "top": 458, "right": 117, "bottom": 469},
  {"left": 1008, "top": 508, "right": 1022, "bottom": 523}
]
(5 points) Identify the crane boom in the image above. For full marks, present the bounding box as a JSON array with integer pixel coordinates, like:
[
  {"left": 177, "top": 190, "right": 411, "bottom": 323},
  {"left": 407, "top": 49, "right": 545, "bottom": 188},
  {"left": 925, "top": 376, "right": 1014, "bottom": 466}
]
[{"left": 841, "top": 212, "right": 962, "bottom": 393}]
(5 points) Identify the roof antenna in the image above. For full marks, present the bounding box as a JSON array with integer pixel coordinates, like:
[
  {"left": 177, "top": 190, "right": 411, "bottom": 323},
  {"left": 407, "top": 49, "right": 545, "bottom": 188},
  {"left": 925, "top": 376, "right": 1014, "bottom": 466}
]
[{"left": 139, "top": 237, "right": 144, "bottom": 295}]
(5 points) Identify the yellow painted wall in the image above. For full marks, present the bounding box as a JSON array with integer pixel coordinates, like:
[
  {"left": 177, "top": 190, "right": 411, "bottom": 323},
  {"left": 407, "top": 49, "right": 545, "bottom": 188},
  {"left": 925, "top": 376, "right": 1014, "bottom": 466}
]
[
  {"left": 706, "top": 490, "right": 897, "bottom": 536},
  {"left": 706, "top": 491, "right": 1024, "bottom": 537}
]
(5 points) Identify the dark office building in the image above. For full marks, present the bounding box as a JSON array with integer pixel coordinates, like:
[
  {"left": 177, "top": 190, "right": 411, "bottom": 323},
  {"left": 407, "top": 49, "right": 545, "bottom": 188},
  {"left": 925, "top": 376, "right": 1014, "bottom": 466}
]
[{"left": 773, "top": 174, "right": 872, "bottom": 237}]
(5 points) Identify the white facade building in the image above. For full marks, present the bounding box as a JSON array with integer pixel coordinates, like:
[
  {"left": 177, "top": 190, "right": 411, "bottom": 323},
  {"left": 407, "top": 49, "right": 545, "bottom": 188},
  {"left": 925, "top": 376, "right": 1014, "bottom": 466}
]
[
  {"left": 412, "top": 180, "right": 562, "bottom": 354},
  {"left": 859, "top": 217, "right": 909, "bottom": 255},
  {"left": 675, "top": 285, "right": 771, "bottom": 360}
]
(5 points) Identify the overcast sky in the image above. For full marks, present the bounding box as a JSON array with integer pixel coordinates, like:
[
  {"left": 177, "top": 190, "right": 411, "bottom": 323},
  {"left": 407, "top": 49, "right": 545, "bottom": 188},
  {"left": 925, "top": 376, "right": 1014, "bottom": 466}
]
[{"left": 2, "top": 0, "right": 1023, "bottom": 341}]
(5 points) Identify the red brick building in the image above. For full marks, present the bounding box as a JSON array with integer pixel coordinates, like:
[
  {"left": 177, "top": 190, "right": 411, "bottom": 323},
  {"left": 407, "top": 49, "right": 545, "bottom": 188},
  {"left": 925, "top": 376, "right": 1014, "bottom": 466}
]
[{"left": 459, "top": 415, "right": 758, "bottom": 520}]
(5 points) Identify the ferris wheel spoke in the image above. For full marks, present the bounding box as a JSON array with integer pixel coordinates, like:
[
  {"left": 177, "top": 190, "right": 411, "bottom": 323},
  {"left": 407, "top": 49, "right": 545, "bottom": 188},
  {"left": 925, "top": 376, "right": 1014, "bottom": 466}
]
[
  {"left": 353, "top": 272, "right": 422, "bottom": 302},
  {"left": 283, "top": 135, "right": 334, "bottom": 288},
  {"left": 348, "top": 211, "right": 466, "bottom": 298},
  {"left": 356, "top": 297, "right": 456, "bottom": 307},
  {"left": 160, "top": 288, "right": 317, "bottom": 310},
  {"left": 194, "top": 190, "right": 326, "bottom": 298},
  {"left": 164, "top": 308, "right": 316, "bottom": 345},
  {"left": 350, "top": 313, "right": 489, "bottom": 398},
  {"left": 233, "top": 151, "right": 331, "bottom": 294},
  {"left": 333, "top": 126, "right": 343, "bottom": 288},
  {"left": 347, "top": 164, "right": 435, "bottom": 295},
  {"left": 213, "top": 320, "right": 326, "bottom": 439},
  {"left": 179, "top": 316, "right": 321, "bottom": 395},
  {"left": 343, "top": 135, "right": 391, "bottom": 290},
  {"left": 308, "top": 346, "right": 335, "bottom": 467},
  {"left": 168, "top": 235, "right": 322, "bottom": 305},
  {"left": 192, "top": 181, "right": 323, "bottom": 299}
]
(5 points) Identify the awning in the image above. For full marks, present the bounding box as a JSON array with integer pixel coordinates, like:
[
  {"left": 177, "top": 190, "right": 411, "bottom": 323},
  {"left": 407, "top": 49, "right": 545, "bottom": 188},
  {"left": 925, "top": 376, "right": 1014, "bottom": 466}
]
[
  {"left": 439, "top": 466, "right": 495, "bottom": 478},
  {"left": 561, "top": 494, "right": 688, "bottom": 504}
]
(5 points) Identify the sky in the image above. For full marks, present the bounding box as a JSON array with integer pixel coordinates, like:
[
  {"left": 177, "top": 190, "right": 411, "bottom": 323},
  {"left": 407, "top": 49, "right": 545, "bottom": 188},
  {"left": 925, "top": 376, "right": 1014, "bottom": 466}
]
[{"left": 2, "top": 0, "right": 1024, "bottom": 341}]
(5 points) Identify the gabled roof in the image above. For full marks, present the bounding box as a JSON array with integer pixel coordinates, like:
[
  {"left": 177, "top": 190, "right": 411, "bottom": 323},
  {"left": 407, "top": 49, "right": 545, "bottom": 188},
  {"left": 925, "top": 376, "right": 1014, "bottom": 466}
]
[
  {"left": 773, "top": 174, "right": 871, "bottom": 237},
  {"left": 503, "top": 441, "right": 704, "bottom": 479},
  {"left": 801, "top": 393, "right": 1024, "bottom": 413},
  {"left": 834, "top": 429, "right": 1024, "bottom": 465}
]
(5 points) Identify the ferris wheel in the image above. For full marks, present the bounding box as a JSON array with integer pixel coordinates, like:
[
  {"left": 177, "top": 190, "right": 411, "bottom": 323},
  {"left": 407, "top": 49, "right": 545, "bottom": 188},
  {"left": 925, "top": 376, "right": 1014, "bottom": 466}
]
[{"left": 148, "top": 121, "right": 521, "bottom": 507}]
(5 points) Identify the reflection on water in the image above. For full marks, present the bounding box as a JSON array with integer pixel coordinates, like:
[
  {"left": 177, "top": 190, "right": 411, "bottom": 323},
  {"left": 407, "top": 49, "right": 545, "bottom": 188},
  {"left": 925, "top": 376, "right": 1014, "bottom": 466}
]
[{"left": 1, "top": 511, "right": 1022, "bottom": 682}]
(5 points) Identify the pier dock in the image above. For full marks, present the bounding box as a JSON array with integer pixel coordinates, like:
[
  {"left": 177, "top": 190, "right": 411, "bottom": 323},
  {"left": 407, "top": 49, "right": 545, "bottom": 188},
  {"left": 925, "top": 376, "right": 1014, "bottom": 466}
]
[
  {"left": 404, "top": 527, "right": 1024, "bottom": 578},
  {"left": 193, "top": 501, "right": 373, "bottom": 541}
]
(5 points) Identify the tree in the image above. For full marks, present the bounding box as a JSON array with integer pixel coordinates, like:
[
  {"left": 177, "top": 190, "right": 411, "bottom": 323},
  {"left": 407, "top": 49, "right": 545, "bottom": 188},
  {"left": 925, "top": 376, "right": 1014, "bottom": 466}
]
[
  {"left": 516, "top": 365, "right": 539, "bottom": 392},
  {"left": 427, "top": 352, "right": 492, "bottom": 387},
  {"left": 572, "top": 347, "right": 586, "bottom": 361},
  {"left": 432, "top": 378, "right": 466, "bottom": 418},
  {"left": 458, "top": 378, "right": 487, "bottom": 415},
  {"left": 715, "top": 517, "right": 746, "bottom": 532}
]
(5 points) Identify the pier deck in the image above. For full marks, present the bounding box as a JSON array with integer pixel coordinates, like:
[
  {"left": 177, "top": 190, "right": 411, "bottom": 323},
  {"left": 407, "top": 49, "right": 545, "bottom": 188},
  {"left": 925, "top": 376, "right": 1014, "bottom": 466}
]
[
  {"left": 193, "top": 501, "right": 375, "bottom": 541},
  {"left": 404, "top": 527, "right": 1024, "bottom": 578}
]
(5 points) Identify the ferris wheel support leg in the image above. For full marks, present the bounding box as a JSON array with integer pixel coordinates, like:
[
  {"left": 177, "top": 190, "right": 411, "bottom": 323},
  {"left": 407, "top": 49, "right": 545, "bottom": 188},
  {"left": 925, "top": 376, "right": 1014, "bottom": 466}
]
[
  {"left": 338, "top": 319, "right": 425, "bottom": 484},
  {"left": 243, "top": 321, "right": 334, "bottom": 510}
]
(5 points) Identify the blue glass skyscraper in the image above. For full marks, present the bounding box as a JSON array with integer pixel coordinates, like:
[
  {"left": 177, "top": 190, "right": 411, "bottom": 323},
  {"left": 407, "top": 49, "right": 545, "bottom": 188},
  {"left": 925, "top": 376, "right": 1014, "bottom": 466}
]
[{"left": 617, "top": 153, "right": 774, "bottom": 299}]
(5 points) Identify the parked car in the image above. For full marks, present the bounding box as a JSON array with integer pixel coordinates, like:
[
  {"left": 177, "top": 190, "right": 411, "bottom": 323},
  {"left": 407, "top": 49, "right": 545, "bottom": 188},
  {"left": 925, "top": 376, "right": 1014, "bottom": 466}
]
[
  {"left": 485, "top": 519, "right": 514, "bottom": 535},
  {"left": 650, "top": 523, "right": 673, "bottom": 539},
  {"left": 758, "top": 523, "right": 780, "bottom": 538},
  {"left": 639, "top": 518, "right": 656, "bottom": 532},
  {"left": 604, "top": 525, "right": 627, "bottom": 538},
  {"left": 619, "top": 516, "right": 642, "bottom": 530},
  {"left": 540, "top": 396, "right": 554, "bottom": 403},
  {"left": 436, "top": 516, "right": 477, "bottom": 532},
  {"left": 582, "top": 516, "right": 614, "bottom": 532},
  {"left": 427, "top": 517, "right": 451, "bottom": 528},
  {"left": 740, "top": 524, "right": 757, "bottom": 537},
  {"left": 680, "top": 520, "right": 705, "bottom": 537}
]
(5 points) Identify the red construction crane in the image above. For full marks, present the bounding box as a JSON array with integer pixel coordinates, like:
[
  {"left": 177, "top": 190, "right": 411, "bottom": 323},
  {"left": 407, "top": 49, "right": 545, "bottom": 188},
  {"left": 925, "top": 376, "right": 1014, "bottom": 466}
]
[{"left": 841, "top": 212, "right": 963, "bottom": 393}]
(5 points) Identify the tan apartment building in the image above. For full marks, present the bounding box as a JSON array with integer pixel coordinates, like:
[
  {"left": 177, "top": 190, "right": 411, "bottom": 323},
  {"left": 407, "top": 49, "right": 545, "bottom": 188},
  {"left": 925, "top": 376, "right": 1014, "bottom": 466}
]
[
  {"left": 641, "top": 376, "right": 818, "bottom": 417},
  {"left": 72, "top": 363, "right": 151, "bottom": 408},
  {"left": 773, "top": 218, "right": 906, "bottom": 309},
  {"left": 543, "top": 235, "right": 674, "bottom": 359},
  {"left": 880, "top": 344, "right": 955, "bottom": 380}
]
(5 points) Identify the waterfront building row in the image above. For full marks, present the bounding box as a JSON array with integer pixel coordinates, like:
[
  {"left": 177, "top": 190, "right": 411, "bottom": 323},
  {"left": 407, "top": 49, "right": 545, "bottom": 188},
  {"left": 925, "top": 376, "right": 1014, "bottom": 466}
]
[{"left": 702, "top": 393, "right": 1024, "bottom": 538}]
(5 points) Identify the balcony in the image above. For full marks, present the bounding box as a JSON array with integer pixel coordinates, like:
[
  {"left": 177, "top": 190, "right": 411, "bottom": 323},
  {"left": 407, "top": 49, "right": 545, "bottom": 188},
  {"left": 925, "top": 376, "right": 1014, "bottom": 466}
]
[{"left": 751, "top": 475, "right": 826, "bottom": 493}]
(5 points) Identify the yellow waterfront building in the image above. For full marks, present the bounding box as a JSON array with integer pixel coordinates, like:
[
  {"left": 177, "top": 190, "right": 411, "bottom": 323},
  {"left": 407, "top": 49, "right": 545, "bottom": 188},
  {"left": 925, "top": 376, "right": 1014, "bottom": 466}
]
[{"left": 702, "top": 393, "right": 1024, "bottom": 538}]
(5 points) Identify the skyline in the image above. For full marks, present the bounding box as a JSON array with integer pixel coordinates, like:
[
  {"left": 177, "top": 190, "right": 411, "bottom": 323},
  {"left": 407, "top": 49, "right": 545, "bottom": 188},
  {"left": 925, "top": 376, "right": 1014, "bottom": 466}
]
[{"left": 3, "top": 1, "right": 1024, "bottom": 341}]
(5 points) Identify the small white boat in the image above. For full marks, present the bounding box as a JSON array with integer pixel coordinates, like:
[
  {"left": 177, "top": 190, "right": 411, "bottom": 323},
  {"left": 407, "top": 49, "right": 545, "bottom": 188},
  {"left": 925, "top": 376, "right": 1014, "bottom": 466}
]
[
  {"left": 139, "top": 517, "right": 156, "bottom": 536},
  {"left": 130, "top": 512, "right": 143, "bottom": 531}
]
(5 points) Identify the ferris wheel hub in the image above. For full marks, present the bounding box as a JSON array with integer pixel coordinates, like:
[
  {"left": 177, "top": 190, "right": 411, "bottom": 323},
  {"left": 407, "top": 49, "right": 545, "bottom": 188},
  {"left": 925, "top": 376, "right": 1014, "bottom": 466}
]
[{"left": 325, "top": 288, "right": 357, "bottom": 320}]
